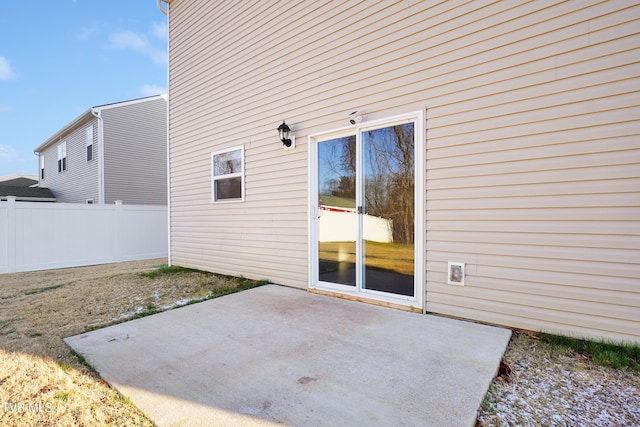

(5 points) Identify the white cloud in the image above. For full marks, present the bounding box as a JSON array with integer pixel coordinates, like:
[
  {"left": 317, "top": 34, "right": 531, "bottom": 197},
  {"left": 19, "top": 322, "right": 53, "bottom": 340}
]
[
  {"left": 141, "top": 84, "right": 166, "bottom": 97},
  {"left": 0, "top": 144, "right": 19, "bottom": 161},
  {"left": 0, "top": 105, "right": 11, "bottom": 112},
  {"left": 107, "top": 30, "right": 167, "bottom": 65},
  {"left": 0, "top": 56, "right": 16, "bottom": 80},
  {"left": 76, "top": 25, "right": 99, "bottom": 41},
  {"left": 151, "top": 21, "right": 167, "bottom": 40},
  {"left": 108, "top": 30, "right": 147, "bottom": 51}
]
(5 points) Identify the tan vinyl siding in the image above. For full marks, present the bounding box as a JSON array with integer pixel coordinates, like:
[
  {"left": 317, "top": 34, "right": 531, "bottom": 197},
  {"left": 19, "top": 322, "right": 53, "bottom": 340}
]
[
  {"left": 38, "top": 117, "right": 99, "bottom": 203},
  {"left": 103, "top": 97, "right": 167, "bottom": 205},
  {"left": 168, "top": 0, "right": 640, "bottom": 343}
]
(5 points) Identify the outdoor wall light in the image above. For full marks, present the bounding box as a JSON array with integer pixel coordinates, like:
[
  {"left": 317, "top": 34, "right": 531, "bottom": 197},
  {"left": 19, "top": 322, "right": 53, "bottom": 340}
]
[{"left": 277, "top": 120, "right": 295, "bottom": 149}]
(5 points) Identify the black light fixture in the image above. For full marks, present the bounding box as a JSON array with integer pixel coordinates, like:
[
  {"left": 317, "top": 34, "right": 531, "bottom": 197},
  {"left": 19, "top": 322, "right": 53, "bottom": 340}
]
[{"left": 278, "top": 120, "right": 292, "bottom": 147}]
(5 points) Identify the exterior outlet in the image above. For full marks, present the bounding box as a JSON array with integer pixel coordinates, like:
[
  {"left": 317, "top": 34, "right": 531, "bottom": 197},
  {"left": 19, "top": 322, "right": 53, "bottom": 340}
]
[{"left": 448, "top": 262, "right": 465, "bottom": 286}]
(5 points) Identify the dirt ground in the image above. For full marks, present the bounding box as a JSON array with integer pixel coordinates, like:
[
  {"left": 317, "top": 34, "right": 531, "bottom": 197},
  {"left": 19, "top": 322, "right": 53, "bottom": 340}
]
[{"left": 0, "top": 259, "right": 260, "bottom": 427}]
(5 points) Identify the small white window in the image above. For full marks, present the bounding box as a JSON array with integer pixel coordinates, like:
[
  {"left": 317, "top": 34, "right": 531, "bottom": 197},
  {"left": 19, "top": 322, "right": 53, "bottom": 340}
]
[
  {"left": 39, "top": 155, "right": 45, "bottom": 180},
  {"left": 57, "top": 141, "right": 67, "bottom": 172},
  {"left": 211, "top": 146, "right": 244, "bottom": 202},
  {"left": 86, "top": 125, "right": 94, "bottom": 162}
]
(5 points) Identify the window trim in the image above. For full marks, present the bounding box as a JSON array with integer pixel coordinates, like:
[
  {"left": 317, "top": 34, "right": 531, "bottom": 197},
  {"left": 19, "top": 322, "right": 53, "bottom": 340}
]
[
  {"left": 57, "top": 141, "right": 67, "bottom": 173},
  {"left": 86, "top": 125, "right": 94, "bottom": 162},
  {"left": 211, "top": 146, "right": 245, "bottom": 203},
  {"left": 39, "top": 154, "right": 45, "bottom": 180}
]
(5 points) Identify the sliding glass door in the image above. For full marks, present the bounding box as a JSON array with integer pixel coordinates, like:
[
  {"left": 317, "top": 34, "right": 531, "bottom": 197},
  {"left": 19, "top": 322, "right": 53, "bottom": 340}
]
[{"left": 312, "top": 112, "right": 423, "bottom": 307}]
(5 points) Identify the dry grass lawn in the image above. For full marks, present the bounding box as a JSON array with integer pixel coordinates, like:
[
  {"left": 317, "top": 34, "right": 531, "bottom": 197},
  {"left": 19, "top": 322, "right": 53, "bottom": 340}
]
[{"left": 0, "top": 259, "right": 265, "bottom": 427}]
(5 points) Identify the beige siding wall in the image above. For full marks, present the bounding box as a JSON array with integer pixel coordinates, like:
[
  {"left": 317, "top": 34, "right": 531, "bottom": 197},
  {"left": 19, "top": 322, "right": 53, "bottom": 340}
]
[
  {"left": 103, "top": 97, "right": 168, "bottom": 205},
  {"left": 38, "top": 117, "right": 99, "bottom": 203},
  {"left": 168, "top": 0, "right": 640, "bottom": 343}
]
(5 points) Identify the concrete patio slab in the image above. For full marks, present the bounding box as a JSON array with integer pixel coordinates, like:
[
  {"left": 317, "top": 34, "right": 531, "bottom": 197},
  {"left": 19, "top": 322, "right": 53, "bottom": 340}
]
[{"left": 65, "top": 285, "right": 511, "bottom": 426}]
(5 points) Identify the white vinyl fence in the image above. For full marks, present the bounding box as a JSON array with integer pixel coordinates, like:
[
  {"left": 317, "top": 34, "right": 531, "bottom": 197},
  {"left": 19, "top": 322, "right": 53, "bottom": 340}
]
[{"left": 0, "top": 197, "right": 168, "bottom": 274}]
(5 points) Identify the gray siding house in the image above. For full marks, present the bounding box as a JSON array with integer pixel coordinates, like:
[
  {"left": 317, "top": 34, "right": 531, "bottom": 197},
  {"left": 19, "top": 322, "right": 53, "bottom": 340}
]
[
  {"left": 34, "top": 95, "right": 167, "bottom": 205},
  {"left": 162, "top": 1, "right": 639, "bottom": 344}
]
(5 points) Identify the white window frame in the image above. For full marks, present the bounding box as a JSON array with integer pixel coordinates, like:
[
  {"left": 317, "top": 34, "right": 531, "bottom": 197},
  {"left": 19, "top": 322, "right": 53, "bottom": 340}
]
[
  {"left": 57, "top": 141, "right": 67, "bottom": 173},
  {"left": 86, "top": 125, "right": 94, "bottom": 162},
  {"left": 211, "top": 146, "right": 245, "bottom": 203},
  {"left": 39, "top": 154, "right": 45, "bottom": 180}
]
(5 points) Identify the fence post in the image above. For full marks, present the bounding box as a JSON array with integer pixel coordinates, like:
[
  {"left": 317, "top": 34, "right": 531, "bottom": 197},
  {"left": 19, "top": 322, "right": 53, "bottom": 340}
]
[
  {"left": 115, "top": 200, "right": 123, "bottom": 262},
  {"left": 6, "top": 196, "right": 16, "bottom": 273}
]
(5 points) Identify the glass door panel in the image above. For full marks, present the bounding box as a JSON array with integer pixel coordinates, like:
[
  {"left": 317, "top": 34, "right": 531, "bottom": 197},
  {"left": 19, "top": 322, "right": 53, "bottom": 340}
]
[
  {"left": 362, "top": 123, "right": 415, "bottom": 297},
  {"left": 317, "top": 136, "right": 357, "bottom": 286}
]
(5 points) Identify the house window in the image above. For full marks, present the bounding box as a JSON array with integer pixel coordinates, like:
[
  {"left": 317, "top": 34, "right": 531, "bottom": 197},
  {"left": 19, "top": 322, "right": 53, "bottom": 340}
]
[
  {"left": 86, "top": 125, "right": 94, "bottom": 161},
  {"left": 39, "top": 155, "right": 45, "bottom": 180},
  {"left": 211, "top": 146, "right": 244, "bottom": 202},
  {"left": 57, "top": 141, "right": 67, "bottom": 172}
]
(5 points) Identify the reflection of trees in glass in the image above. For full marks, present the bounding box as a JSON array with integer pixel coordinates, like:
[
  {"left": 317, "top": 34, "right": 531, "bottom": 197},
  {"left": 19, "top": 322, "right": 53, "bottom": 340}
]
[
  {"left": 319, "top": 136, "right": 356, "bottom": 204},
  {"left": 318, "top": 126, "right": 414, "bottom": 244},
  {"left": 213, "top": 149, "right": 242, "bottom": 175},
  {"left": 364, "top": 123, "right": 414, "bottom": 244}
]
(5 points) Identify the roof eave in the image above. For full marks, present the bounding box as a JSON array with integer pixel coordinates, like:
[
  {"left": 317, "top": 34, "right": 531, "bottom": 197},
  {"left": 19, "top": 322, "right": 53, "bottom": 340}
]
[
  {"left": 33, "top": 108, "right": 94, "bottom": 154},
  {"left": 33, "top": 94, "right": 168, "bottom": 154}
]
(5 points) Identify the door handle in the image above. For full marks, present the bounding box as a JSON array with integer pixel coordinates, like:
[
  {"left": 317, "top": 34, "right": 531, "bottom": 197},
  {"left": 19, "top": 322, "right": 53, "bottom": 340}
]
[{"left": 357, "top": 206, "right": 363, "bottom": 214}]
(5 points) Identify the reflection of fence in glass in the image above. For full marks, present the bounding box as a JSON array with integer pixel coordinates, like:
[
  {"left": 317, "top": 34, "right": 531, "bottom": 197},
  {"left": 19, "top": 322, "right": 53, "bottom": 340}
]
[{"left": 318, "top": 206, "right": 392, "bottom": 243}]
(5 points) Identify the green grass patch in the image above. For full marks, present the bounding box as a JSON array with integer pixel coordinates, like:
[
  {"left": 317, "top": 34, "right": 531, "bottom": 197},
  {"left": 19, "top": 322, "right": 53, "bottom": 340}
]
[
  {"left": 209, "top": 279, "right": 269, "bottom": 299},
  {"left": 54, "top": 391, "right": 71, "bottom": 402},
  {"left": 179, "top": 278, "right": 270, "bottom": 307},
  {"left": 0, "top": 317, "right": 23, "bottom": 330},
  {"left": 119, "top": 394, "right": 137, "bottom": 410},
  {"left": 128, "top": 303, "right": 161, "bottom": 320},
  {"left": 58, "top": 362, "right": 72, "bottom": 372},
  {"left": 24, "top": 283, "right": 65, "bottom": 295},
  {"left": 70, "top": 349, "right": 100, "bottom": 376},
  {"left": 139, "top": 265, "right": 201, "bottom": 279},
  {"left": 539, "top": 332, "right": 639, "bottom": 371}
]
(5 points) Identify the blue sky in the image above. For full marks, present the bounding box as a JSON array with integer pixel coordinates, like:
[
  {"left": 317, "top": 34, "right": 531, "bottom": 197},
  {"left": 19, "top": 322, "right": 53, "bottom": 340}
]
[{"left": 0, "top": 0, "right": 167, "bottom": 178}]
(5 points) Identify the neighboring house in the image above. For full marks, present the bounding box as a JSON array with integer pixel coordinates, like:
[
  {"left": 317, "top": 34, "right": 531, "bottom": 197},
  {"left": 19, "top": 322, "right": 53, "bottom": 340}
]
[
  {"left": 0, "top": 174, "right": 38, "bottom": 187},
  {"left": 34, "top": 95, "right": 168, "bottom": 205},
  {"left": 161, "top": 1, "right": 639, "bottom": 343},
  {"left": 0, "top": 174, "right": 55, "bottom": 202}
]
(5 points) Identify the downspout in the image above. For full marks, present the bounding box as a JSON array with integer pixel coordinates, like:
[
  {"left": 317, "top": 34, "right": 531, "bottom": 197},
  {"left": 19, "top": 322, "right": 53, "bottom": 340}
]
[
  {"left": 157, "top": 0, "right": 171, "bottom": 265},
  {"left": 90, "top": 108, "right": 105, "bottom": 204}
]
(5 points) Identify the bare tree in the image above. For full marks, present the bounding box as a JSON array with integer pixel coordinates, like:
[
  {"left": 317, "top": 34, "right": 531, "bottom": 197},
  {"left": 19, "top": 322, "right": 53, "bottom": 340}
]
[{"left": 363, "top": 124, "right": 414, "bottom": 244}]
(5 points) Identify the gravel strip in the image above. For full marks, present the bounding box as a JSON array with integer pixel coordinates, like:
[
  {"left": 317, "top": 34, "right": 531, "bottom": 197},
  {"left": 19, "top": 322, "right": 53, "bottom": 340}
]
[{"left": 478, "top": 332, "right": 640, "bottom": 426}]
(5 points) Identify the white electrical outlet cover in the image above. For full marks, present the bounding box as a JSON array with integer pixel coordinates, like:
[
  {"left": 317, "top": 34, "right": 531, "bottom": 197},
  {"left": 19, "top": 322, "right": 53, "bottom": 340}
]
[{"left": 447, "top": 262, "right": 465, "bottom": 286}]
